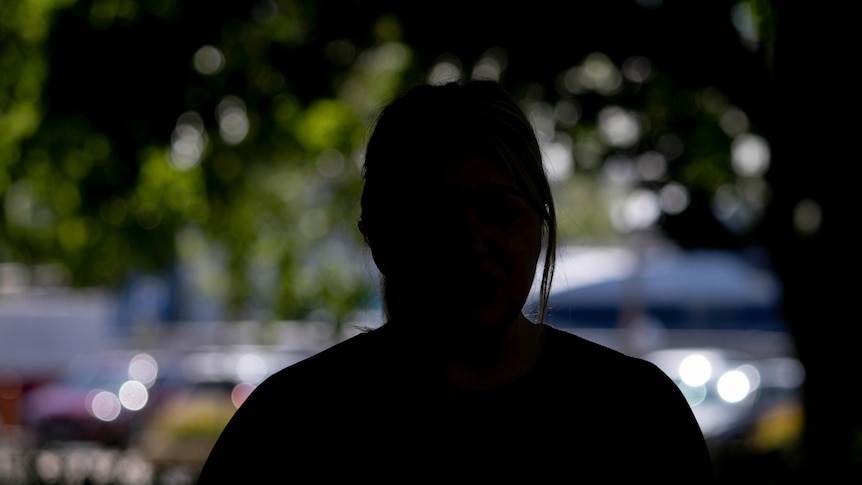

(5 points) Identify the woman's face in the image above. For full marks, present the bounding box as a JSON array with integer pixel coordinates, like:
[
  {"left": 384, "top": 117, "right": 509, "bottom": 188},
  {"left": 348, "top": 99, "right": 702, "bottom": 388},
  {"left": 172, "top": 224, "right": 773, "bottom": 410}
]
[{"left": 388, "top": 154, "right": 543, "bottom": 333}]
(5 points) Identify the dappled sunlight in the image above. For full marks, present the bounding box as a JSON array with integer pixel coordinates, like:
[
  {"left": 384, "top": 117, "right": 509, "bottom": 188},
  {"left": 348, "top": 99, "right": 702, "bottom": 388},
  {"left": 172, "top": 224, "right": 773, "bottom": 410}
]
[
  {"left": 562, "top": 52, "right": 623, "bottom": 95},
  {"left": 636, "top": 151, "right": 667, "bottom": 181},
  {"left": 621, "top": 56, "right": 654, "bottom": 83},
  {"left": 315, "top": 149, "right": 347, "bottom": 178},
  {"left": 554, "top": 98, "right": 581, "bottom": 128},
  {"left": 659, "top": 182, "right": 690, "bottom": 215},
  {"left": 428, "top": 56, "right": 463, "bottom": 84},
  {"left": 731, "top": 1, "right": 762, "bottom": 51},
  {"left": 360, "top": 41, "right": 411, "bottom": 74},
  {"left": 471, "top": 47, "right": 507, "bottom": 81},
  {"left": 3, "top": 181, "right": 34, "bottom": 228},
  {"left": 611, "top": 188, "right": 661, "bottom": 231},
  {"left": 298, "top": 208, "right": 330, "bottom": 239},
  {"left": 731, "top": 133, "right": 770, "bottom": 177},
  {"left": 193, "top": 46, "right": 226, "bottom": 76},
  {"left": 542, "top": 135, "right": 574, "bottom": 182},
  {"left": 793, "top": 198, "right": 822, "bottom": 237},
  {"left": 169, "top": 112, "right": 207, "bottom": 171},
  {"left": 216, "top": 97, "right": 250, "bottom": 145},
  {"left": 604, "top": 154, "right": 638, "bottom": 186},
  {"left": 598, "top": 106, "right": 642, "bottom": 148},
  {"left": 543, "top": 47, "right": 776, "bottom": 240},
  {"left": 711, "top": 178, "right": 770, "bottom": 233},
  {"left": 719, "top": 107, "right": 750, "bottom": 136}
]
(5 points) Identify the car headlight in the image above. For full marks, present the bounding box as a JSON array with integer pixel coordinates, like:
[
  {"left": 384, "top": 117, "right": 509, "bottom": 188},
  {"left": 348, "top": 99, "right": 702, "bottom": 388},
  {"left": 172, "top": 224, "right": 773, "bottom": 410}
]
[
  {"left": 716, "top": 366, "right": 756, "bottom": 403},
  {"left": 678, "top": 353, "right": 713, "bottom": 387},
  {"left": 649, "top": 349, "right": 763, "bottom": 406}
]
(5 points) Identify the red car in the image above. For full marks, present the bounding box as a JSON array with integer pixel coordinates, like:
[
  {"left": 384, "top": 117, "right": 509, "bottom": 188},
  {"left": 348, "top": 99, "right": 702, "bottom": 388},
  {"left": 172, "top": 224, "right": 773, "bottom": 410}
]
[{"left": 21, "top": 349, "right": 179, "bottom": 448}]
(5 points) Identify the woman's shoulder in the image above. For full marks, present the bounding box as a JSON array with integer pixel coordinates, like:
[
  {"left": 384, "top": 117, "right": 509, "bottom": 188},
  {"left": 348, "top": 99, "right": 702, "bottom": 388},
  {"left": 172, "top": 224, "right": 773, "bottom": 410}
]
[
  {"left": 538, "top": 324, "right": 709, "bottom": 450},
  {"left": 540, "top": 324, "right": 672, "bottom": 382},
  {"left": 542, "top": 324, "right": 632, "bottom": 360},
  {"left": 249, "top": 323, "right": 417, "bottom": 395},
  {"left": 258, "top": 328, "right": 383, "bottom": 387}
]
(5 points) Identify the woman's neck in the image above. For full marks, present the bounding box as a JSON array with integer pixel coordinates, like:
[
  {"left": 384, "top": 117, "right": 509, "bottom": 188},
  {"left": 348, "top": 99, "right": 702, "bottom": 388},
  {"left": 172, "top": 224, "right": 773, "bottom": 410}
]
[{"left": 441, "top": 314, "right": 547, "bottom": 390}]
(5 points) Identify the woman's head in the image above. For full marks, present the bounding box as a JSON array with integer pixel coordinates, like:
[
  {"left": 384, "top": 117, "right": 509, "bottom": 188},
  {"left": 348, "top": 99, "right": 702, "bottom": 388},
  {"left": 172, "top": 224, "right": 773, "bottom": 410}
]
[{"left": 359, "top": 79, "right": 557, "bottom": 328}]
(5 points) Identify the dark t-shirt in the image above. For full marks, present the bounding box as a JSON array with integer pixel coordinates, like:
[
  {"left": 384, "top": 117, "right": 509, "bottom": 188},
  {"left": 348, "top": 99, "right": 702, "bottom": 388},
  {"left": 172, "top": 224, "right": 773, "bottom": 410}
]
[{"left": 197, "top": 324, "right": 714, "bottom": 483}]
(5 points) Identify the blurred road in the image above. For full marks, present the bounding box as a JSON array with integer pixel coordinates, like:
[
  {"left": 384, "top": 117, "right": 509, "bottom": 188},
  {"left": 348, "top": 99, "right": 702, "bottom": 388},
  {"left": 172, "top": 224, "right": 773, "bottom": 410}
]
[{"left": 0, "top": 433, "right": 198, "bottom": 485}]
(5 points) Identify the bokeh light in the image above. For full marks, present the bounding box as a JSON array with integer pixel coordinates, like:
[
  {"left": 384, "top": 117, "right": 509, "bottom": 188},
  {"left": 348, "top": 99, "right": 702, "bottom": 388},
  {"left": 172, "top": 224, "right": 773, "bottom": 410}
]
[
  {"left": 598, "top": 106, "right": 641, "bottom": 148},
  {"left": 118, "top": 380, "right": 148, "bottom": 411},
  {"left": 236, "top": 353, "right": 267, "bottom": 384},
  {"left": 679, "top": 354, "right": 713, "bottom": 387},
  {"left": 88, "top": 390, "right": 122, "bottom": 422},
  {"left": 193, "top": 45, "right": 225, "bottom": 75},
  {"left": 231, "top": 382, "right": 256, "bottom": 408},
  {"left": 216, "top": 96, "right": 250, "bottom": 145},
  {"left": 428, "top": 56, "right": 462, "bottom": 84},
  {"left": 128, "top": 353, "right": 158, "bottom": 388},
  {"left": 621, "top": 55, "right": 653, "bottom": 83},
  {"left": 636, "top": 151, "right": 667, "bottom": 181},
  {"left": 612, "top": 189, "right": 661, "bottom": 232},
  {"left": 471, "top": 47, "right": 507, "bottom": 81},
  {"left": 169, "top": 112, "right": 208, "bottom": 171},
  {"left": 794, "top": 198, "right": 822, "bottom": 237},
  {"left": 659, "top": 182, "right": 690, "bottom": 215},
  {"left": 717, "top": 369, "right": 751, "bottom": 403},
  {"left": 731, "top": 133, "right": 770, "bottom": 177}
]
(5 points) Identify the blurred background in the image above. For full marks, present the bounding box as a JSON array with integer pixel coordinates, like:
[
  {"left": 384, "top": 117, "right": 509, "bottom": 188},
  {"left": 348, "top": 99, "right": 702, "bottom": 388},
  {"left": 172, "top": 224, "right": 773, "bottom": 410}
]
[{"left": 0, "top": 0, "right": 857, "bottom": 483}]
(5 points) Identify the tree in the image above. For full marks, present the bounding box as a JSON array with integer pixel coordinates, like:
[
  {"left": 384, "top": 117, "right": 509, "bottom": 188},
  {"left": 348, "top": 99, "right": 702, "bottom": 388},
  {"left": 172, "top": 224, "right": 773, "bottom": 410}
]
[
  {"left": 2, "top": 0, "right": 858, "bottom": 478},
  {"left": 762, "top": 3, "right": 860, "bottom": 479},
  {"left": 2, "top": 0, "right": 410, "bottom": 323}
]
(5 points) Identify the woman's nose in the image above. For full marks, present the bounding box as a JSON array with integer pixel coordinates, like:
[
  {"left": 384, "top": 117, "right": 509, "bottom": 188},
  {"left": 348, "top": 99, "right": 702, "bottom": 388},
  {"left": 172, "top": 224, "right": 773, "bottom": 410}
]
[{"left": 454, "top": 206, "right": 492, "bottom": 254}]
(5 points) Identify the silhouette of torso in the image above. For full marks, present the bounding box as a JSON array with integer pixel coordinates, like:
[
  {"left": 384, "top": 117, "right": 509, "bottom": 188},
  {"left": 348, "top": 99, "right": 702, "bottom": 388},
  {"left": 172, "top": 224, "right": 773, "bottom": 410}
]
[{"left": 198, "top": 324, "right": 714, "bottom": 483}]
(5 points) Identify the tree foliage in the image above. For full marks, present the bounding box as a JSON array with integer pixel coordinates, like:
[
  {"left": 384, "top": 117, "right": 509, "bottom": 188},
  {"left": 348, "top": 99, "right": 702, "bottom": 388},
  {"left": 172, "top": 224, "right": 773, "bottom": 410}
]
[
  {"left": 7, "top": 1, "right": 862, "bottom": 477},
  {"left": 2, "top": 0, "right": 774, "bottom": 325}
]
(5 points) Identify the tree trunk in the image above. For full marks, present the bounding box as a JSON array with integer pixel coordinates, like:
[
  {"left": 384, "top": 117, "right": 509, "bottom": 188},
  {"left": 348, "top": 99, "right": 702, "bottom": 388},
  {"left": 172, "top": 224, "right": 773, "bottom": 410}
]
[{"left": 765, "top": 4, "right": 861, "bottom": 480}]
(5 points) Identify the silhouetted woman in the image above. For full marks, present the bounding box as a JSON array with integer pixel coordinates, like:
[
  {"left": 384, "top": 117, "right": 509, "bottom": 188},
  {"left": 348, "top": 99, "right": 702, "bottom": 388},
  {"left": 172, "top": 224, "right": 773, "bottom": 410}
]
[{"left": 198, "top": 79, "right": 714, "bottom": 483}]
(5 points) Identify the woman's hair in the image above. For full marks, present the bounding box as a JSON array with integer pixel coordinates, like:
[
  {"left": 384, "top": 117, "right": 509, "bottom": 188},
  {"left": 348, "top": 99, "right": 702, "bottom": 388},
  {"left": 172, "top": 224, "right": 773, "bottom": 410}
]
[{"left": 358, "top": 79, "right": 557, "bottom": 324}]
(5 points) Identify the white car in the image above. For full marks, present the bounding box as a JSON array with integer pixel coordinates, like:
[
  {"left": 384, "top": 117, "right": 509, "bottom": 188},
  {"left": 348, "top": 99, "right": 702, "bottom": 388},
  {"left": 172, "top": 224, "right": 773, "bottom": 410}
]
[{"left": 526, "top": 244, "right": 805, "bottom": 448}]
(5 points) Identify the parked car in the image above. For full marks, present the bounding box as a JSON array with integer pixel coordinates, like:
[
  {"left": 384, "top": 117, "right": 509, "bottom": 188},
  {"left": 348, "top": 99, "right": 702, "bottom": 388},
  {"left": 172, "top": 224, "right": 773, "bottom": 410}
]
[
  {"left": 20, "top": 349, "right": 178, "bottom": 448},
  {"left": 525, "top": 244, "right": 805, "bottom": 450},
  {"left": 134, "top": 344, "right": 318, "bottom": 478}
]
